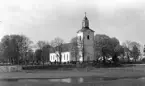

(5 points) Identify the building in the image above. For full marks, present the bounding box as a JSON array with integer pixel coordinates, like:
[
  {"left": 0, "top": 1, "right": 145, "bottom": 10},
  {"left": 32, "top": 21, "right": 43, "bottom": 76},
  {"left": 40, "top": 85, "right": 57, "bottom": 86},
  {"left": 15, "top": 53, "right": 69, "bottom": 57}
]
[
  {"left": 49, "top": 43, "right": 73, "bottom": 63},
  {"left": 49, "top": 14, "right": 95, "bottom": 62}
]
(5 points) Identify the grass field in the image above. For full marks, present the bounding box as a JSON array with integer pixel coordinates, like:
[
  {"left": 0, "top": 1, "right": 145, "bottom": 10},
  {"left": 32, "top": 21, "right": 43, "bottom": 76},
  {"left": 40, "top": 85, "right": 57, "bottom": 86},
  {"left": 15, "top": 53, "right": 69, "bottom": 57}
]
[{"left": 0, "top": 65, "right": 145, "bottom": 86}]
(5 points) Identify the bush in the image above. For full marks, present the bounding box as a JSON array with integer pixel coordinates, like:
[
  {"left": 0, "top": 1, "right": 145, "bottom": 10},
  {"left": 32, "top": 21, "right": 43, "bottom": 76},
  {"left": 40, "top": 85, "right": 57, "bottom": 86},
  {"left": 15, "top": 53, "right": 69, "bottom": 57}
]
[
  {"left": 141, "top": 58, "right": 145, "bottom": 63},
  {"left": 22, "top": 64, "right": 75, "bottom": 70}
]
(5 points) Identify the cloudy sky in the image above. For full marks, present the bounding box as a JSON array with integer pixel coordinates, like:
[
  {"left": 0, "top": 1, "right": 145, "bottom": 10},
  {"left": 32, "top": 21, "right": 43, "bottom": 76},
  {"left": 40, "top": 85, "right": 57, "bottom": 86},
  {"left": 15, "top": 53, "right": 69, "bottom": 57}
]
[{"left": 0, "top": 0, "right": 145, "bottom": 46}]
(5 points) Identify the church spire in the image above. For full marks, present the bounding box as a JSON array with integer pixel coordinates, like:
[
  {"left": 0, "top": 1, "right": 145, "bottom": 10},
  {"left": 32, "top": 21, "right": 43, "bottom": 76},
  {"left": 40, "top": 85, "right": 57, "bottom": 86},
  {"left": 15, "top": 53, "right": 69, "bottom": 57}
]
[
  {"left": 85, "top": 12, "right": 86, "bottom": 17},
  {"left": 82, "top": 12, "right": 89, "bottom": 28}
]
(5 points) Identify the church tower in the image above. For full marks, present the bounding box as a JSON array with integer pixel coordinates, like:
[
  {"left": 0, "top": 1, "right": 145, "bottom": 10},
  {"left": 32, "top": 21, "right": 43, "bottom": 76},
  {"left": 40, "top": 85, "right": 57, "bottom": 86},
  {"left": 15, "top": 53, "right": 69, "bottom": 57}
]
[{"left": 77, "top": 13, "right": 95, "bottom": 62}]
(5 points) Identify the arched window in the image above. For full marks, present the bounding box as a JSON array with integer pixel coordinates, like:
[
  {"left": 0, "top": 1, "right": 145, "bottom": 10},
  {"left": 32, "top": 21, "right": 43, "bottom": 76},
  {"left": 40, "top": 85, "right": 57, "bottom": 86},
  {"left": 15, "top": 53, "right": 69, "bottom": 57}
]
[
  {"left": 64, "top": 54, "right": 65, "bottom": 60},
  {"left": 87, "top": 35, "right": 89, "bottom": 40}
]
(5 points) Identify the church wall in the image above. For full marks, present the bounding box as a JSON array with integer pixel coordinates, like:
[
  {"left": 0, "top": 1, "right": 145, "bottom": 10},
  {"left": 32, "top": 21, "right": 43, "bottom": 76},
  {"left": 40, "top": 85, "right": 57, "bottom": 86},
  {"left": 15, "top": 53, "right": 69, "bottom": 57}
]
[
  {"left": 77, "top": 32, "right": 83, "bottom": 42},
  {"left": 61, "top": 52, "right": 71, "bottom": 62},
  {"left": 83, "top": 30, "right": 95, "bottom": 61},
  {"left": 77, "top": 32, "right": 84, "bottom": 62},
  {"left": 50, "top": 53, "right": 58, "bottom": 62},
  {"left": 83, "top": 30, "right": 94, "bottom": 46},
  {"left": 49, "top": 51, "right": 71, "bottom": 62}
]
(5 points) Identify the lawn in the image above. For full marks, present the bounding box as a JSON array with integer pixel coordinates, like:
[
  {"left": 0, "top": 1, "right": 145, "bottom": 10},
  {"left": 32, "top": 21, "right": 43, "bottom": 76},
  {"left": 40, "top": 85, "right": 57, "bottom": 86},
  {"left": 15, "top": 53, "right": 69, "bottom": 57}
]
[
  {"left": 1, "top": 65, "right": 145, "bottom": 79},
  {"left": 0, "top": 65, "right": 145, "bottom": 86}
]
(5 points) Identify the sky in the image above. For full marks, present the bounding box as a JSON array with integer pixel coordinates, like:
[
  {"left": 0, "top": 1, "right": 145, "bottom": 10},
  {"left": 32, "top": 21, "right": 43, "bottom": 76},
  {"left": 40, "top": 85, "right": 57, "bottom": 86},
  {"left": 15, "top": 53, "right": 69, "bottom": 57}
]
[{"left": 0, "top": 0, "right": 145, "bottom": 47}]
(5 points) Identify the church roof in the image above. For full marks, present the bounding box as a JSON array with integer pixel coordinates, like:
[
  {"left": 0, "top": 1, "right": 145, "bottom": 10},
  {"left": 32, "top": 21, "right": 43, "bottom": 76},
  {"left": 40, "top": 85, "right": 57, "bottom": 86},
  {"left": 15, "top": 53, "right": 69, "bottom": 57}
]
[
  {"left": 83, "top": 16, "right": 88, "bottom": 20},
  {"left": 77, "top": 27, "right": 95, "bottom": 33},
  {"left": 77, "top": 13, "right": 95, "bottom": 33},
  {"left": 49, "top": 43, "right": 73, "bottom": 53}
]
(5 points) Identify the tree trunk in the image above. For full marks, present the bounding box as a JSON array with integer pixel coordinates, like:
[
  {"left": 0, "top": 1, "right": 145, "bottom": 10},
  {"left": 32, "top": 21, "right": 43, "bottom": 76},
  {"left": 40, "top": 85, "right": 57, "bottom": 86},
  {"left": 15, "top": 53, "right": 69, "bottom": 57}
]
[
  {"left": 59, "top": 45, "right": 62, "bottom": 64},
  {"left": 127, "top": 52, "right": 130, "bottom": 63},
  {"left": 135, "top": 58, "right": 136, "bottom": 63},
  {"left": 9, "top": 57, "right": 12, "bottom": 65},
  {"left": 43, "top": 61, "right": 44, "bottom": 67},
  {"left": 59, "top": 52, "right": 61, "bottom": 64},
  {"left": 42, "top": 56, "right": 44, "bottom": 67},
  {"left": 75, "top": 55, "right": 77, "bottom": 62},
  {"left": 122, "top": 55, "right": 125, "bottom": 62},
  {"left": 75, "top": 51, "right": 77, "bottom": 62},
  {"left": 112, "top": 53, "right": 118, "bottom": 65},
  {"left": 103, "top": 56, "right": 106, "bottom": 64}
]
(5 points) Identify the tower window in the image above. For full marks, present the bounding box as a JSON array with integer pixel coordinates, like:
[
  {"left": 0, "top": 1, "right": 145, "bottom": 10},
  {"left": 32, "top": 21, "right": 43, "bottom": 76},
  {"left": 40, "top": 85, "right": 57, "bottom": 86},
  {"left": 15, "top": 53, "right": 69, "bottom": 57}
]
[
  {"left": 80, "top": 36, "right": 81, "bottom": 41},
  {"left": 87, "top": 35, "right": 89, "bottom": 40}
]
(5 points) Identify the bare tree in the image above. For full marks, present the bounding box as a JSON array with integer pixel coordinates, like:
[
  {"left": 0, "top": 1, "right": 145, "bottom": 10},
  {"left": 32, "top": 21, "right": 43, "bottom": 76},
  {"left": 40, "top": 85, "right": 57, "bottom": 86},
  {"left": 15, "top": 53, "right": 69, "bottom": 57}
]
[
  {"left": 70, "top": 37, "right": 79, "bottom": 61},
  {"left": 122, "top": 40, "right": 132, "bottom": 62},
  {"left": 122, "top": 40, "right": 141, "bottom": 63},
  {"left": 0, "top": 34, "right": 32, "bottom": 65},
  {"left": 122, "top": 40, "right": 131, "bottom": 49},
  {"left": 41, "top": 44, "right": 50, "bottom": 65},
  {"left": 36, "top": 41, "right": 50, "bottom": 66},
  {"left": 131, "top": 45, "right": 140, "bottom": 62},
  {"left": 50, "top": 37, "right": 64, "bottom": 63},
  {"left": 37, "top": 41, "right": 47, "bottom": 49}
]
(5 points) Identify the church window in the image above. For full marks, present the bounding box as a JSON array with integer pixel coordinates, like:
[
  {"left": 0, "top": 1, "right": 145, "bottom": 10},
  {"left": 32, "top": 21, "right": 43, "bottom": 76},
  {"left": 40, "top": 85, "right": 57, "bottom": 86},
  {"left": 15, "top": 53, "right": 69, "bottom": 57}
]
[
  {"left": 64, "top": 54, "right": 65, "bottom": 60},
  {"left": 87, "top": 35, "right": 89, "bottom": 40}
]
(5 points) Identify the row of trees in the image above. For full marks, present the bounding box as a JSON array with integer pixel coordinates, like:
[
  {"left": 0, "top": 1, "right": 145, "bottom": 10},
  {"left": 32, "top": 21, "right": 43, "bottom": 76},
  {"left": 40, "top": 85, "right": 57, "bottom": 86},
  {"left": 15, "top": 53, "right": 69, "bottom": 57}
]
[
  {"left": 70, "top": 34, "right": 141, "bottom": 64},
  {"left": 94, "top": 34, "right": 141, "bottom": 64},
  {"left": 0, "top": 35, "right": 65, "bottom": 65},
  {"left": 0, "top": 35, "right": 32, "bottom": 64},
  {"left": 34, "top": 38, "right": 64, "bottom": 65},
  {"left": 94, "top": 34, "right": 123, "bottom": 64},
  {"left": 0, "top": 34, "right": 142, "bottom": 65}
]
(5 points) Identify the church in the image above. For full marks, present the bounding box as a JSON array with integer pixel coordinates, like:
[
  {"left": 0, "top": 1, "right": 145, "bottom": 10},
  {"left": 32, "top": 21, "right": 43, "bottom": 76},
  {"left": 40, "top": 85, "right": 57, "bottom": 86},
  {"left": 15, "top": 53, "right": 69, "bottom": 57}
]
[{"left": 49, "top": 14, "right": 95, "bottom": 62}]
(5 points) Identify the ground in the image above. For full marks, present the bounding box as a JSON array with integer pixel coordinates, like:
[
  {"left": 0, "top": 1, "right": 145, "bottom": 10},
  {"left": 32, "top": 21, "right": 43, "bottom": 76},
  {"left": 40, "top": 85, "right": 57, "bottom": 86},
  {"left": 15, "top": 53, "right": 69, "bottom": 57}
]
[{"left": 0, "top": 65, "right": 145, "bottom": 86}]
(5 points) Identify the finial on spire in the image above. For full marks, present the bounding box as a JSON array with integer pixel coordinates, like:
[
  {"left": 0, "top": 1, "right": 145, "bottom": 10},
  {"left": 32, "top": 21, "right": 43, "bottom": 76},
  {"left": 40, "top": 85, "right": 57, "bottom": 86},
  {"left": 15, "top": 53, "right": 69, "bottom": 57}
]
[
  {"left": 82, "top": 12, "right": 89, "bottom": 28},
  {"left": 85, "top": 12, "right": 86, "bottom": 17}
]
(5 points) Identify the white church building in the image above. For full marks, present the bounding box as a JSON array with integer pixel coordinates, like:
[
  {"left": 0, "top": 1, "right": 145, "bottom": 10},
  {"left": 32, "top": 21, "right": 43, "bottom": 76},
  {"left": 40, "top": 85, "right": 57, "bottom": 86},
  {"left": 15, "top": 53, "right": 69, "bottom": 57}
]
[{"left": 49, "top": 14, "right": 95, "bottom": 62}]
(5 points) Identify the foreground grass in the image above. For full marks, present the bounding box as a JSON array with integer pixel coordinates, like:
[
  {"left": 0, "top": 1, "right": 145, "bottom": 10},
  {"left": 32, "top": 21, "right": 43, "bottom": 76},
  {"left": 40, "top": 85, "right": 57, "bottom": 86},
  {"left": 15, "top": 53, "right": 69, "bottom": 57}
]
[
  {"left": 0, "top": 65, "right": 145, "bottom": 86},
  {"left": 0, "top": 65, "right": 145, "bottom": 79}
]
